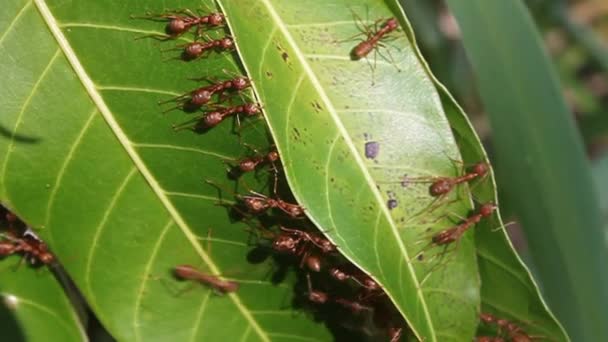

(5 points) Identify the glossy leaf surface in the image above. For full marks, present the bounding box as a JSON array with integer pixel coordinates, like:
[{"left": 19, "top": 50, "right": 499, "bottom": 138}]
[
  {"left": 0, "top": 0, "right": 331, "bottom": 341},
  {"left": 220, "top": 0, "right": 481, "bottom": 340}
]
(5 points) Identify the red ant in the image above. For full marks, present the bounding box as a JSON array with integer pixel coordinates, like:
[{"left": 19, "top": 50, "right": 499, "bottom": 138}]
[
  {"left": 234, "top": 149, "right": 279, "bottom": 174},
  {"left": 340, "top": 11, "right": 401, "bottom": 84},
  {"left": 270, "top": 227, "right": 335, "bottom": 272},
  {"left": 328, "top": 266, "right": 380, "bottom": 292},
  {"left": 305, "top": 274, "right": 372, "bottom": 314},
  {"left": 351, "top": 17, "right": 399, "bottom": 60},
  {"left": 173, "top": 265, "right": 239, "bottom": 294},
  {"left": 405, "top": 161, "right": 489, "bottom": 198},
  {"left": 0, "top": 232, "right": 55, "bottom": 266},
  {"left": 413, "top": 203, "right": 496, "bottom": 279},
  {"left": 173, "top": 103, "right": 261, "bottom": 131},
  {"left": 160, "top": 76, "right": 251, "bottom": 112},
  {"left": 166, "top": 36, "right": 234, "bottom": 61},
  {"left": 131, "top": 9, "right": 225, "bottom": 39},
  {"left": 480, "top": 313, "right": 543, "bottom": 342},
  {"left": 430, "top": 202, "right": 496, "bottom": 246}
]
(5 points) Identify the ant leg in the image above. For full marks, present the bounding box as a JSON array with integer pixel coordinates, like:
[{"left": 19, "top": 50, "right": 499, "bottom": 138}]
[{"left": 376, "top": 45, "right": 402, "bottom": 72}]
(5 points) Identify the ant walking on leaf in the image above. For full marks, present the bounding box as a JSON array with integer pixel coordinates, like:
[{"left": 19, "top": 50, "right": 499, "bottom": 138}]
[
  {"left": 131, "top": 8, "right": 225, "bottom": 40},
  {"left": 339, "top": 8, "right": 402, "bottom": 84},
  {"left": 413, "top": 202, "right": 497, "bottom": 284}
]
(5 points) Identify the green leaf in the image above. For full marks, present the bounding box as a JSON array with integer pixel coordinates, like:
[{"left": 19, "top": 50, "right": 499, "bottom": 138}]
[
  {"left": 219, "top": 0, "right": 482, "bottom": 340},
  {"left": 1, "top": 0, "right": 332, "bottom": 340},
  {"left": 0, "top": 263, "right": 85, "bottom": 342},
  {"left": 446, "top": 0, "right": 603, "bottom": 340}
]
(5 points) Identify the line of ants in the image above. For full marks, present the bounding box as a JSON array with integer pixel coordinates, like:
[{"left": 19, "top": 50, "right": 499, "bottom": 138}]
[{"left": 0, "top": 4, "right": 538, "bottom": 341}]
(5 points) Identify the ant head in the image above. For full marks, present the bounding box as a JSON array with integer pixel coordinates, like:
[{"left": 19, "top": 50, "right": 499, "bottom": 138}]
[
  {"left": 232, "top": 77, "right": 250, "bottom": 90},
  {"left": 386, "top": 18, "right": 399, "bottom": 30},
  {"left": 479, "top": 203, "right": 497, "bottom": 217},
  {"left": 190, "top": 90, "right": 212, "bottom": 106},
  {"left": 220, "top": 37, "right": 234, "bottom": 49},
  {"left": 244, "top": 197, "right": 269, "bottom": 213},
  {"left": 472, "top": 162, "right": 489, "bottom": 177},
  {"left": 267, "top": 151, "right": 279, "bottom": 162},
  {"left": 308, "top": 290, "right": 328, "bottom": 304},
  {"left": 318, "top": 239, "right": 335, "bottom": 253},
  {"left": 239, "top": 159, "right": 257, "bottom": 172},
  {"left": 243, "top": 103, "right": 261, "bottom": 116},
  {"left": 167, "top": 19, "right": 187, "bottom": 35},
  {"left": 362, "top": 277, "right": 379, "bottom": 291},
  {"left": 430, "top": 179, "right": 453, "bottom": 196},
  {"left": 203, "top": 112, "right": 224, "bottom": 128},
  {"left": 272, "top": 234, "right": 298, "bottom": 253},
  {"left": 329, "top": 268, "right": 348, "bottom": 281},
  {"left": 39, "top": 252, "right": 54, "bottom": 265},
  {"left": 286, "top": 205, "right": 304, "bottom": 217},
  {"left": 184, "top": 42, "right": 203, "bottom": 58},
  {"left": 479, "top": 312, "right": 495, "bottom": 324},
  {"left": 208, "top": 13, "right": 225, "bottom": 26}
]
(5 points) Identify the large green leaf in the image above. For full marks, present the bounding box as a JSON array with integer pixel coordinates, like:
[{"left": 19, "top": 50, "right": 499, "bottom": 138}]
[
  {"left": 446, "top": 1, "right": 605, "bottom": 341},
  {"left": 0, "top": 0, "right": 332, "bottom": 340},
  {"left": 220, "top": 0, "right": 482, "bottom": 340}
]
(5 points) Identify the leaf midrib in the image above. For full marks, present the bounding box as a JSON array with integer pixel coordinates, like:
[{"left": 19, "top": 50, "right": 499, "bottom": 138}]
[
  {"left": 33, "top": 1, "right": 269, "bottom": 341},
  {"left": 247, "top": 1, "right": 435, "bottom": 340}
]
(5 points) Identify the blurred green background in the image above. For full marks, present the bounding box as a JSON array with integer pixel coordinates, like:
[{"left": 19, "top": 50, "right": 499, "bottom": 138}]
[{"left": 401, "top": 0, "right": 608, "bottom": 340}]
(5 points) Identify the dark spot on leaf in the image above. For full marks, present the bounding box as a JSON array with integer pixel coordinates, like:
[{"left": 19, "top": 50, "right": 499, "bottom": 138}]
[
  {"left": 387, "top": 199, "right": 398, "bottom": 210},
  {"left": 293, "top": 127, "right": 301, "bottom": 139},
  {"left": 281, "top": 52, "right": 289, "bottom": 62},
  {"left": 417, "top": 254, "right": 424, "bottom": 261},
  {"left": 266, "top": 71, "right": 273, "bottom": 78},
  {"left": 365, "top": 141, "right": 380, "bottom": 159}
]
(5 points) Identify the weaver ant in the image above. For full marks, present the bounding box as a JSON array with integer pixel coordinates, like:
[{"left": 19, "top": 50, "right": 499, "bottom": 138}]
[
  {"left": 173, "top": 103, "right": 261, "bottom": 131},
  {"left": 166, "top": 36, "right": 234, "bottom": 61},
  {"left": 131, "top": 9, "right": 225, "bottom": 39},
  {"left": 340, "top": 10, "right": 401, "bottom": 84},
  {"left": 160, "top": 76, "right": 251, "bottom": 112},
  {"left": 328, "top": 266, "right": 380, "bottom": 292},
  {"left": 429, "top": 202, "right": 496, "bottom": 246},
  {"left": 268, "top": 226, "right": 336, "bottom": 272},
  {"left": 226, "top": 147, "right": 280, "bottom": 179},
  {"left": 207, "top": 179, "right": 305, "bottom": 218},
  {"left": 480, "top": 313, "right": 543, "bottom": 342},
  {"left": 403, "top": 161, "right": 489, "bottom": 197},
  {"left": 173, "top": 264, "right": 239, "bottom": 294},
  {"left": 0, "top": 232, "right": 55, "bottom": 266},
  {"left": 305, "top": 274, "right": 372, "bottom": 314}
]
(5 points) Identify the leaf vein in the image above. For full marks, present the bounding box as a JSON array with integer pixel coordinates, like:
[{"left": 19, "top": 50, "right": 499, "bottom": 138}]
[
  {"left": 45, "top": 107, "right": 98, "bottom": 234},
  {"left": 0, "top": 0, "right": 32, "bottom": 45},
  {"left": 133, "top": 219, "right": 174, "bottom": 342},
  {"left": 190, "top": 290, "right": 212, "bottom": 342},
  {"left": 132, "top": 143, "right": 233, "bottom": 160},
  {"left": 0, "top": 48, "right": 61, "bottom": 198},
  {"left": 257, "top": 1, "right": 433, "bottom": 339},
  {"left": 84, "top": 167, "right": 137, "bottom": 308}
]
